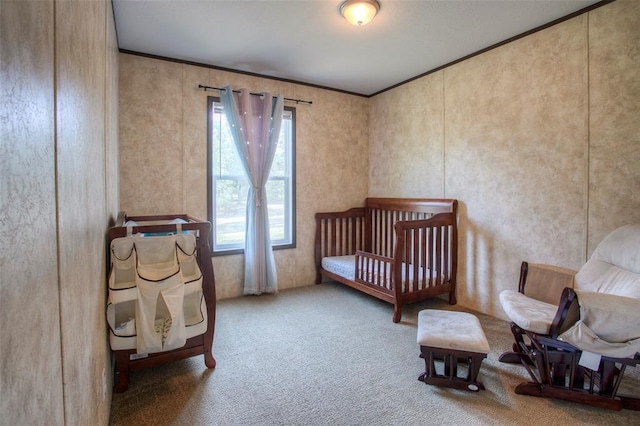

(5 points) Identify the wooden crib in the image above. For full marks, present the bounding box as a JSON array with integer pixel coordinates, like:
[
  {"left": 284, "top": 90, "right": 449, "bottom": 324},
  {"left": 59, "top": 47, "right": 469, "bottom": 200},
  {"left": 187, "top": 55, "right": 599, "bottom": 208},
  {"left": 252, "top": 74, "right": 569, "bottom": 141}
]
[
  {"left": 107, "top": 213, "right": 216, "bottom": 392},
  {"left": 315, "top": 198, "right": 458, "bottom": 322}
]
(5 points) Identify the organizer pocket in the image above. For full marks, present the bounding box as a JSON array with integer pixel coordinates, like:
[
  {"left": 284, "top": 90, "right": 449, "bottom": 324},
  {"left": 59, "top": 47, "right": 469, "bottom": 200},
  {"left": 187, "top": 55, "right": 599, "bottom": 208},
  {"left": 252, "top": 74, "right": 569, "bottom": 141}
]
[
  {"left": 107, "top": 233, "right": 205, "bottom": 355},
  {"left": 135, "top": 245, "right": 186, "bottom": 355},
  {"left": 108, "top": 238, "right": 137, "bottom": 304}
]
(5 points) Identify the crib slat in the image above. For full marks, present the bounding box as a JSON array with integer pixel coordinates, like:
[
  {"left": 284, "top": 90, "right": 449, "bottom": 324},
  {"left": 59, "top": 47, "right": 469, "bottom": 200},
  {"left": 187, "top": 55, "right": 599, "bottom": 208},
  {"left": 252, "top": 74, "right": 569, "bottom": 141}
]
[
  {"left": 379, "top": 210, "right": 383, "bottom": 255},
  {"left": 340, "top": 218, "right": 345, "bottom": 255},
  {"left": 383, "top": 210, "right": 387, "bottom": 257},
  {"left": 336, "top": 218, "right": 341, "bottom": 255},
  {"left": 429, "top": 226, "right": 434, "bottom": 287},
  {"left": 390, "top": 210, "right": 394, "bottom": 258},
  {"left": 371, "top": 209, "right": 376, "bottom": 254},
  {"left": 371, "top": 210, "right": 375, "bottom": 254},
  {"left": 338, "top": 219, "right": 342, "bottom": 255},
  {"left": 380, "top": 209, "right": 385, "bottom": 257},
  {"left": 421, "top": 227, "right": 428, "bottom": 290},
  {"left": 340, "top": 219, "right": 344, "bottom": 255},
  {"left": 353, "top": 217, "right": 357, "bottom": 253},
  {"left": 323, "top": 221, "right": 328, "bottom": 258},
  {"left": 377, "top": 209, "right": 383, "bottom": 256},
  {"left": 443, "top": 225, "right": 450, "bottom": 282},
  {"left": 360, "top": 217, "right": 364, "bottom": 252},
  {"left": 379, "top": 209, "right": 384, "bottom": 255},
  {"left": 404, "top": 228, "right": 410, "bottom": 294},
  {"left": 385, "top": 209, "right": 390, "bottom": 257},
  {"left": 411, "top": 228, "right": 420, "bottom": 291},
  {"left": 435, "top": 225, "right": 442, "bottom": 286}
]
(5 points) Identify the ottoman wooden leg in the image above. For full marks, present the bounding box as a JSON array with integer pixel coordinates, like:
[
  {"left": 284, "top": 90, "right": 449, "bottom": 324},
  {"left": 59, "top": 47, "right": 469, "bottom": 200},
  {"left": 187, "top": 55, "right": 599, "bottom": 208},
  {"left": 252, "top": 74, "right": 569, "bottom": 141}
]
[{"left": 419, "top": 346, "right": 487, "bottom": 392}]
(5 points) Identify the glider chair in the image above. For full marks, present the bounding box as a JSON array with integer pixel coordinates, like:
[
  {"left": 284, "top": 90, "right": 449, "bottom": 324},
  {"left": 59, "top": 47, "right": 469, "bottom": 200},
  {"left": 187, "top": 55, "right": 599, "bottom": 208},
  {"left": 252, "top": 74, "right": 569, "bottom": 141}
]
[{"left": 499, "top": 224, "right": 640, "bottom": 411}]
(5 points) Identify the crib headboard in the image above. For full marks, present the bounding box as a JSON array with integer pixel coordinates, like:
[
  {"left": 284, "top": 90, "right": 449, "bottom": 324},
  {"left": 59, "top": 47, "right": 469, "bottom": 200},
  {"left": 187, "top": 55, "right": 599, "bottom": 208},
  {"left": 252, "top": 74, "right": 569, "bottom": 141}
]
[{"left": 364, "top": 198, "right": 457, "bottom": 258}]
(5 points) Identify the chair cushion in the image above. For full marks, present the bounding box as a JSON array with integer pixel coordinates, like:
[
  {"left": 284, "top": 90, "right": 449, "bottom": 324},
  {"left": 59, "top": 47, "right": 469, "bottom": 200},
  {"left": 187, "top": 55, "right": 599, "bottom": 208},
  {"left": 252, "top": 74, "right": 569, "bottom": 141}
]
[
  {"left": 590, "top": 224, "right": 640, "bottom": 274},
  {"left": 575, "top": 260, "right": 640, "bottom": 298},
  {"left": 417, "top": 310, "right": 489, "bottom": 354},
  {"left": 499, "top": 290, "right": 558, "bottom": 335},
  {"left": 575, "top": 224, "right": 640, "bottom": 298},
  {"left": 558, "top": 290, "right": 640, "bottom": 358}
]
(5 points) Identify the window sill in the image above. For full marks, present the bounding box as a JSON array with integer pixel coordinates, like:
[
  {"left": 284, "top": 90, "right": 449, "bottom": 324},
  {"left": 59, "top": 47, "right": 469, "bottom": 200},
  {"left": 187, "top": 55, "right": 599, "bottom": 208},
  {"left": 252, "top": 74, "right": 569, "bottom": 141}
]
[{"left": 212, "top": 243, "right": 296, "bottom": 257}]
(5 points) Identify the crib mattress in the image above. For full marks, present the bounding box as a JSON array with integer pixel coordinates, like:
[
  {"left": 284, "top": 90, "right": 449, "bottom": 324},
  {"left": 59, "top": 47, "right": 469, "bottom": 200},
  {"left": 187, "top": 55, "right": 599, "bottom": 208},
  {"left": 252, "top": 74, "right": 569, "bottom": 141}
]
[
  {"left": 322, "top": 255, "right": 356, "bottom": 281},
  {"left": 322, "top": 255, "right": 443, "bottom": 291}
]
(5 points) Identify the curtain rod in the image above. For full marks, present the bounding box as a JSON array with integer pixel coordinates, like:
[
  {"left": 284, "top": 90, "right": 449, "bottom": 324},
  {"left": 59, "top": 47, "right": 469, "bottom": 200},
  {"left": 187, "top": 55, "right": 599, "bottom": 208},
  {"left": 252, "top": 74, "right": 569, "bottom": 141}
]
[{"left": 198, "top": 84, "right": 312, "bottom": 105}]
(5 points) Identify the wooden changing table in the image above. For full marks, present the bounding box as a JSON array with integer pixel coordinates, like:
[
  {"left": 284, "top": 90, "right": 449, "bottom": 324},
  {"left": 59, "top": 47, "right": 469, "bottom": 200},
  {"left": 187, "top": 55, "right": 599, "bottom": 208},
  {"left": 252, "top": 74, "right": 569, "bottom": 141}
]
[{"left": 107, "top": 213, "right": 216, "bottom": 392}]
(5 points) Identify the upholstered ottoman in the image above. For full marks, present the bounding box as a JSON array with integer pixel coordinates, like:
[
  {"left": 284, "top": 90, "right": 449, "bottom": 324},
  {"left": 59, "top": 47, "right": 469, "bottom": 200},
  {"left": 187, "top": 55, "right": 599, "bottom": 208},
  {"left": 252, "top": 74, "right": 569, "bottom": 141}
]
[{"left": 417, "top": 310, "right": 490, "bottom": 392}]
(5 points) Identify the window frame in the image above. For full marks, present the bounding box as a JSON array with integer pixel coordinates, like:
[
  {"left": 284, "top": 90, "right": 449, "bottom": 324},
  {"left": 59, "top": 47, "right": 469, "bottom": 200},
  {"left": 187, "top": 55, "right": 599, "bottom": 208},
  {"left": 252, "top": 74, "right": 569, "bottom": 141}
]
[{"left": 206, "top": 96, "right": 296, "bottom": 256}]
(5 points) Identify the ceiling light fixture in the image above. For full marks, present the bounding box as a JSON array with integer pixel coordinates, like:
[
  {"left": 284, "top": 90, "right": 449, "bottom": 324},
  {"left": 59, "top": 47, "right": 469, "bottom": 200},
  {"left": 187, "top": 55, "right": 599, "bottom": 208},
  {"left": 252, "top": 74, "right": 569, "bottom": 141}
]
[{"left": 340, "top": 0, "right": 380, "bottom": 26}]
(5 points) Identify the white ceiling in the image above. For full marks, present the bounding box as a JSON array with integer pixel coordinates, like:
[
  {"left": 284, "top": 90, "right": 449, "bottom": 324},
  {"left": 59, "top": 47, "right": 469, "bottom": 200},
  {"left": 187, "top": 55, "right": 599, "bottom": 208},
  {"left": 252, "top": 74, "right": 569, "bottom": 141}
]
[{"left": 112, "top": 0, "right": 600, "bottom": 96}]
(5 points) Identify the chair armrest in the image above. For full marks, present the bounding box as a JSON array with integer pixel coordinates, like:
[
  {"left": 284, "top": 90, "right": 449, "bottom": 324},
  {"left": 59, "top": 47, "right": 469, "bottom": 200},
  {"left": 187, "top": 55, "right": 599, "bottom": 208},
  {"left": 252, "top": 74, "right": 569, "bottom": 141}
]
[
  {"left": 554, "top": 289, "right": 640, "bottom": 358},
  {"left": 549, "top": 287, "right": 580, "bottom": 338},
  {"left": 519, "top": 261, "right": 577, "bottom": 306}
]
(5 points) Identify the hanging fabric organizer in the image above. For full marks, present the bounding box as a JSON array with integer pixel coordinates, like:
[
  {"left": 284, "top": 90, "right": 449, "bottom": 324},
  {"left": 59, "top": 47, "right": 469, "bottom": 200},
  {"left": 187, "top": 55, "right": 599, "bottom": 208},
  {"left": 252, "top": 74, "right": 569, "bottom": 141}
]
[{"left": 107, "top": 213, "right": 216, "bottom": 392}]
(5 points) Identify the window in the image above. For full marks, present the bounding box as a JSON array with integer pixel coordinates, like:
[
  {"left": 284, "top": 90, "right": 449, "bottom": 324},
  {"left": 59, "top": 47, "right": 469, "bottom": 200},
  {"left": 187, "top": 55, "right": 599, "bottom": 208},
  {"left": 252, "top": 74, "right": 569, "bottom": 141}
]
[{"left": 207, "top": 96, "right": 296, "bottom": 255}]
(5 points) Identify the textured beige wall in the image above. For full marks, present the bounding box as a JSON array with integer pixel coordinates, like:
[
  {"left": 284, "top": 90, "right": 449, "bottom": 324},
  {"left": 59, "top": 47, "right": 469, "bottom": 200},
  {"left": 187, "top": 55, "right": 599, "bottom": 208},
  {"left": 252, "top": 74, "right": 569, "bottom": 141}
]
[
  {"left": 119, "top": 57, "right": 185, "bottom": 214},
  {"left": 106, "top": 4, "right": 120, "bottom": 219},
  {"left": 445, "top": 16, "right": 588, "bottom": 316},
  {"left": 119, "top": 54, "right": 369, "bottom": 299},
  {"left": 1, "top": 0, "right": 119, "bottom": 424},
  {"left": 587, "top": 1, "right": 640, "bottom": 253},
  {"left": 369, "top": 1, "right": 640, "bottom": 319},
  {"left": 1, "top": 1, "right": 63, "bottom": 424},
  {"left": 56, "top": 0, "right": 118, "bottom": 423},
  {"left": 369, "top": 73, "right": 445, "bottom": 197}
]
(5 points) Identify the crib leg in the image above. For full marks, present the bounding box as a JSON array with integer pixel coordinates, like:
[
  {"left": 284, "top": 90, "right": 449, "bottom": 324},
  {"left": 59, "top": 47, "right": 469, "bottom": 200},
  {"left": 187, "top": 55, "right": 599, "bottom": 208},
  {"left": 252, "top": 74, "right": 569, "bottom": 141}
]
[
  {"left": 114, "top": 351, "right": 131, "bottom": 393},
  {"left": 392, "top": 303, "right": 402, "bottom": 323},
  {"left": 203, "top": 331, "right": 216, "bottom": 369}
]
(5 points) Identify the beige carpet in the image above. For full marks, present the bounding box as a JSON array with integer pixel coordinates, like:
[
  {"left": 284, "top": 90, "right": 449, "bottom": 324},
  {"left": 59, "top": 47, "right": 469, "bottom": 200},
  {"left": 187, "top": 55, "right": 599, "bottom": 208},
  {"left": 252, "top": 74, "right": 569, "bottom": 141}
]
[{"left": 110, "top": 283, "right": 639, "bottom": 425}]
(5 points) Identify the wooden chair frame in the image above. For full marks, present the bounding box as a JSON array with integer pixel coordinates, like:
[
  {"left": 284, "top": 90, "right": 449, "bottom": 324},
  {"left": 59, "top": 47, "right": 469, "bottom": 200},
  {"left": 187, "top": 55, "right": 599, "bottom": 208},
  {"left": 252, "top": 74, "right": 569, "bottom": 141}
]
[{"left": 502, "top": 284, "right": 640, "bottom": 411}]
